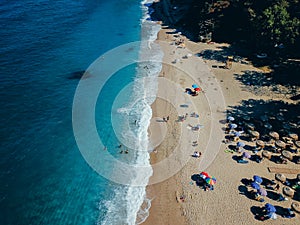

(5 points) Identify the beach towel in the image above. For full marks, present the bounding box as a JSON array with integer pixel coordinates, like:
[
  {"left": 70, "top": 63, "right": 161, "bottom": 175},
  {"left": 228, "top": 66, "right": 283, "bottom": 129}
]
[
  {"left": 224, "top": 149, "right": 234, "bottom": 153},
  {"left": 237, "top": 159, "right": 248, "bottom": 164}
]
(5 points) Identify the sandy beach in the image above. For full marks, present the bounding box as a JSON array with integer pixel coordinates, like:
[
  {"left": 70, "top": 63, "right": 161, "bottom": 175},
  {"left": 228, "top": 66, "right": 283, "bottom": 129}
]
[{"left": 141, "top": 24, "right": 300, "bottom": 225}]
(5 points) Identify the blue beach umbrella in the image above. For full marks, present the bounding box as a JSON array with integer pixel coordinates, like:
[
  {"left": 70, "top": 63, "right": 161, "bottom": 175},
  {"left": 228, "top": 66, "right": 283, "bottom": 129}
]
[
  {"left": 192, "top": 84, "right": 199, "bottom": 89},
  {"left": 237, "top": 141, "right": 245, "bottom": 147},
  {"left": 227, "top": 116, "right": 235, "bottom": 121},
  {"left": 251, "top": 182, "right": 260, "bottom": 190},
  {"left": 234, "top": 131, "right": 241, "bottom": 137},
  {"left": 229, "top": 123, "right": 238, "bottom": 129},
  {"left": 253, "top": 175, "right": 263, "bottom": 184},
  {"left": 265, "top": 203, "right": 276, "bottom": 213}
]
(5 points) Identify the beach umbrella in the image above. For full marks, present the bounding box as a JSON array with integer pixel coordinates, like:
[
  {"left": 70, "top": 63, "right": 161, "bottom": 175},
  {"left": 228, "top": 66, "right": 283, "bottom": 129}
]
[
  {"left": 260, "top": 115, "right": 268, "bottom": 122},
  {"left": 253, "top": 175, "right": 263, "bottom": 184},
  {"left": 275, "top": 173, "right": 286, "bottom": 183},
  {"left": 200, "top": 171, "right": 209, "bottom": 179},
  {"left": 265, "top": 203, "right": 276, "bottom": 213},
  {"left": 251, "top": 182, "right": 260, "bottom": 190},
  {"left": 291, "top": 202, "right": 300, "bottom": 213},
  {"left": 229, "top": 123, "right": 238, "bottom": 129},
  {"left": 264, "top": 123, "right": 272, "bottom": 129},
  {"left": 192, "top": 84, "right": 199, "bottom": 89},
  {"left": 249, "top": 130, "right": 260, "bottom": 138},
  {"left": 269, "top": 131, "right": 279, "bottom": 140},
  {"left": 244, "top": 116, "right": 250, "bottom": 121},
  {"left": 282, "top": 150, "right": 293, "bottom": 160},
  {"left": 275, "top": 140, "right": 286, "bottom": 148},
  {"left": 283, "top": 186, "right": 295, "bottom": 197},
  {"left": 256, "top": 140, "right": 265, "bottom": 147},
  {"left": 227, "top": 116, "right": 235, "bottom": 121},
  {"left": 234, "top": 131, "right": 241, "bottom": 137},
  {"left": 194, "top": 87, "right": 201, "bottom": 92},
  {"left": 288, "top": 133, "right": 298, "bottom": 141},
  {"left": 262, "top": 150, "right": 271, "bottom": 159},
  {"left": 258, "top": 188, "right": 267, "bottom": 196},
  {"left": 237, "top": 141, "right": 245, "bottom": 147},
  {"left": 243, "top": 152, "right": 251, "bottom": 159},
  {"left": 245, "top": 123, "right": 255, "bottom": 131},
  {"left": 205, "top": 176, "right": 217, "bottom": 185}
]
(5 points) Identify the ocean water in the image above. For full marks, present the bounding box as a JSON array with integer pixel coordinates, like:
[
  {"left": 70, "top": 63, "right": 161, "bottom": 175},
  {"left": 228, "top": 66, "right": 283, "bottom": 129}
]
[{"left": 0, "top": 0, "right": 161, "bottom": 224}]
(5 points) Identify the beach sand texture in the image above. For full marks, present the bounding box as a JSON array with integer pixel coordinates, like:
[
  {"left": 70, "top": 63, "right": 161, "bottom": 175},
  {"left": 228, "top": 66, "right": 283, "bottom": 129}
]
[{"left": 142, "top": 28, "right": 300, "bottom": 225}]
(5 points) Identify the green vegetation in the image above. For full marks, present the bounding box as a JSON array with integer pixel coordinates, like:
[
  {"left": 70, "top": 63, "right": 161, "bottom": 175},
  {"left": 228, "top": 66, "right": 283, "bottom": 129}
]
[
  {"left": 148, "top": 0, "right": 299, "bottom": 85},
  {"left": 176, "top": 0, "right": 300, "bottom": 56}
]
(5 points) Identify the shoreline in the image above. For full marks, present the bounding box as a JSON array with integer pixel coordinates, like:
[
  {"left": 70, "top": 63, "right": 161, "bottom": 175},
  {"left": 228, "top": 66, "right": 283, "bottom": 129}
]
[
  {"left": 142, "top": 27, "right": 224, "bottom": 225},
  {"left": 142, "top": 25, "right": 300, "bottom": 224}
]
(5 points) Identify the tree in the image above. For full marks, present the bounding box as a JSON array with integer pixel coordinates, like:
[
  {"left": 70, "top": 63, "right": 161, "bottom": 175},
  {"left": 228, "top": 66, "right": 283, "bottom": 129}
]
[{"left": 256, "top": 0, "right": 300, "bottom": 48}]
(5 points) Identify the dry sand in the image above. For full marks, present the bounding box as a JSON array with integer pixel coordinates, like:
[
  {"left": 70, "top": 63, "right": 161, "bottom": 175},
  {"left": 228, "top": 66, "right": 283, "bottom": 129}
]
[{"left": 141, "top": 27, "right": 300, "bottom": 225}]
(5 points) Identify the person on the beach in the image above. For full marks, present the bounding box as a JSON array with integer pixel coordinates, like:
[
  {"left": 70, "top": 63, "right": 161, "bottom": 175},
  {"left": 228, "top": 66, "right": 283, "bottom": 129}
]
[
  {"left": 204, "top": 183, "right": 213, "bottom": 191},
  {"left": 166, "top": 116, "right": 169, "bottom": 121},
  {"left": 276, "top": 155, "right": 287, "bottom": 164},
  {"left": 179, "top": 115, "right": 184, "bottom": 122},
  {"left": 225, "top": 123, "right": 237, "bottom": 134},
  {"left": 274, "top": 183, "right": 280, "bottom": 191},
  {"left": 282, "top": 208, "right": 296, "bottom": 218},
  {"left": 184, "top": 113, "right": 188, "bottom": 120},
  {"left": 228, "top": 131, "right": 241, "bottom": 142},
  {"left": 192, "top": 141, "right": 198, "bottom": 146},
  {"left": 252, "top": 154, "right": 263, "bottom": 163},
  {"left": 253, "top": 193, "right": 265, "bottom": 202},
  {"left": 265, "top": 180, "right": 276, "bottom": 189},
  {"left": 275, "top": 192, "right": 288, "bottom": 202},
  {"left": 192, "top": 151, "right": 201, "bottom": 158}
]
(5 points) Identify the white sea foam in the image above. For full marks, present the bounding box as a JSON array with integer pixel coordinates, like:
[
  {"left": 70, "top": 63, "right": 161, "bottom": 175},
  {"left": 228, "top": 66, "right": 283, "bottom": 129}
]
[
  {"left": 128, "top": 2, "right": 163, "bottom": 224},
  {"left": 101, "top": 1, "right": 162, "bottom": 224}
]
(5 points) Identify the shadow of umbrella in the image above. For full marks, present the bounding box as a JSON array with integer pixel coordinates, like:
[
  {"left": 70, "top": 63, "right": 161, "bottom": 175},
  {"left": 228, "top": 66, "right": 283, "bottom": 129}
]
[
  {"left": 250, "top": 206, "right": 265, "bottom": 221},
  {"left": 191, "top": 174, "right": 201, "bottom": 182},
  {"left": 191, "top": 174, "right": 205, "bottom": 187}
]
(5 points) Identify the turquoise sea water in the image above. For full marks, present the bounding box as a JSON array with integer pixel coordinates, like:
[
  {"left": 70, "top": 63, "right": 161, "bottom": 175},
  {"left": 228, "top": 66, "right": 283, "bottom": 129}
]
[{"left": 0, "top": 0, "right": 160, "bottom": 224}]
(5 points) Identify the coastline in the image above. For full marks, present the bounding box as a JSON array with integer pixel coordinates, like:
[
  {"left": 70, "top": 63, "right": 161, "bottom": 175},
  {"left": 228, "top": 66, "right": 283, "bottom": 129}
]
[
  {"left": 142, "top": 26, "right": 300, "bottom": 225},
  {"left": 142, "top": 27, "right": 222, "bottom": 225}
]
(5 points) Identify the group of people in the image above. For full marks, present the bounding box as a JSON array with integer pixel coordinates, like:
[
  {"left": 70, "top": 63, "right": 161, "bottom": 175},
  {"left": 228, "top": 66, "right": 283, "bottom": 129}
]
[
  {"left": 163, "top": 116, "right": 170, "bottom": 122},
  {"left": 198, "top": 172, "right": 216, "bottom": 191},
  {"left": 192, "top": 151, "right": 201, "bottom": 158},
  {"left": 118, "top": 144, "right": 129, "bottom": 154},
  {"left": 245, "top": 175, "right": 298, "bottom": 221}
]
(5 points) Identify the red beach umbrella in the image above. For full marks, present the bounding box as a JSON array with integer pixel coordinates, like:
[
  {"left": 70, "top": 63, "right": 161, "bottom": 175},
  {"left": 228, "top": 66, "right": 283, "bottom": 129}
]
[
  {"left": 194, "top": 87, "right": 201, "bottom": 92},
  {"left": 200, "top": 171, "right": 210, "bottom": 177}
]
